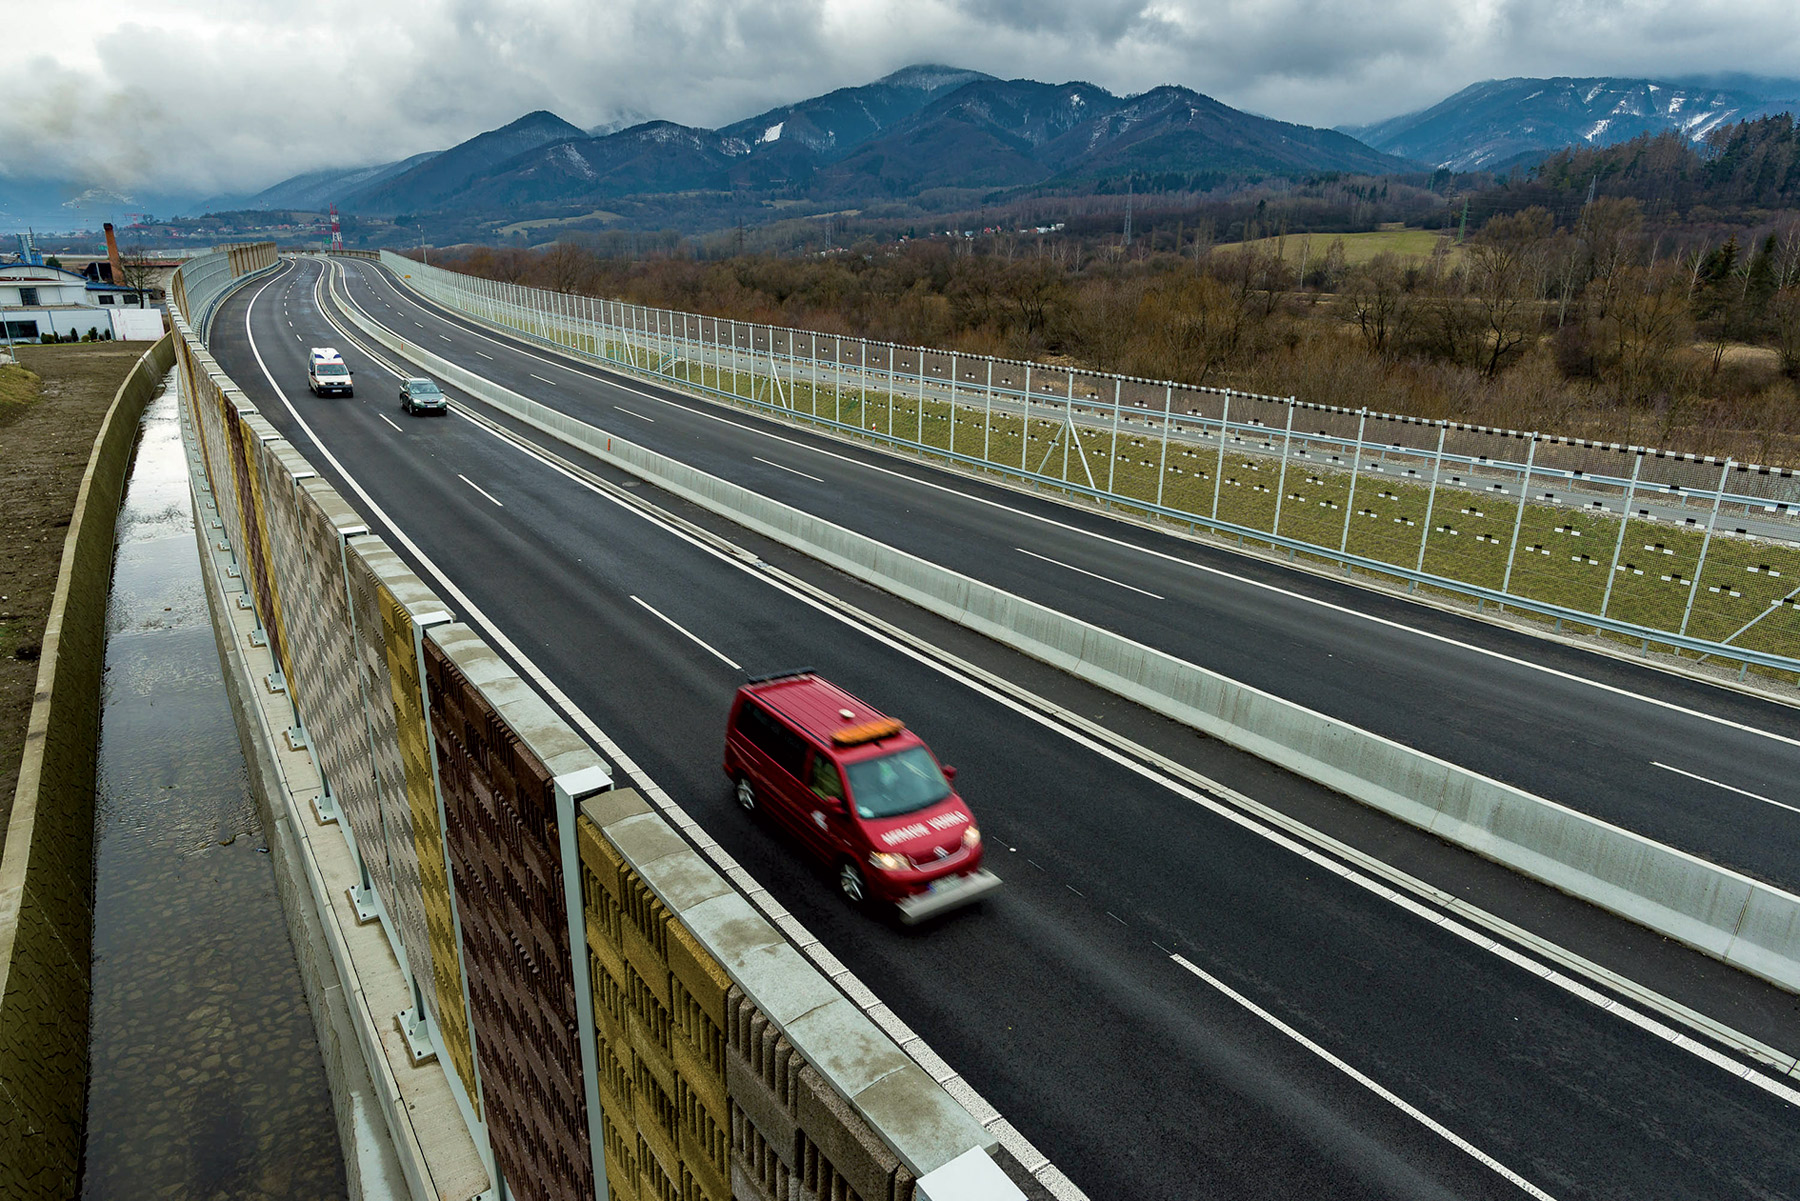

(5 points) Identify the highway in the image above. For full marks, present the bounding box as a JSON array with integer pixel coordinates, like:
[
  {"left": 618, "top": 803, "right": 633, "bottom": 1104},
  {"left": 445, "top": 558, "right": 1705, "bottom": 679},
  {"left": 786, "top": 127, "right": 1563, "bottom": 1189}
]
[
  {"left": 199, "top": 256, "right": 1800, "bottom": 1200},
  {"left": 342, "top": 255, "right": 1800, "bottom": 891}
]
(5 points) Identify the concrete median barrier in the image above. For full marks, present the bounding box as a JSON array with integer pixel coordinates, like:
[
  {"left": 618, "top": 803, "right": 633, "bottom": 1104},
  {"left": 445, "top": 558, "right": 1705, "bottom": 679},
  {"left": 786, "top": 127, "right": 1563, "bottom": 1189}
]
[{"left": 337, "top": 268, "right": 1800, "bottom": 995}]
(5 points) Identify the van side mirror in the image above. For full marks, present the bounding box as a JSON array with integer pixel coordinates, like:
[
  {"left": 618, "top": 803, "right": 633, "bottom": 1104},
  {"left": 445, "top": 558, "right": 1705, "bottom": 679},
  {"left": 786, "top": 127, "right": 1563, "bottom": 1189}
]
[{"left": 942, "top": 765, "right": 957, "bottom": 781}]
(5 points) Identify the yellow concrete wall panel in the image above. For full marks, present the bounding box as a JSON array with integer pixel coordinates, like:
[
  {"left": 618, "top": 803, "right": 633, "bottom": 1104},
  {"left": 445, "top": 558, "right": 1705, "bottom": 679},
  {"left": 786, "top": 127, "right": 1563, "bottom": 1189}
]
[
  {"left": 665, "top": 920, "right": 731, "bottom": 1034},
  {"left": 622, "top": 922, "right": 670, "bottom": 1007},
  {"left": 672, "top": 1038, "right": 727, "bottom": 1134}
]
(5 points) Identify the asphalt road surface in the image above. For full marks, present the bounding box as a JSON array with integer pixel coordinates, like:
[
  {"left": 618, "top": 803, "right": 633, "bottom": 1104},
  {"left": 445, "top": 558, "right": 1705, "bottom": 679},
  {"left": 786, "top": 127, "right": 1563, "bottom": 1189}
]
[
  {"left": 337, "top": 256, "right": 1800, "bottom": 891},
  {"left": 194, "top": 257, "right": 1800, "bottom": 1200}
]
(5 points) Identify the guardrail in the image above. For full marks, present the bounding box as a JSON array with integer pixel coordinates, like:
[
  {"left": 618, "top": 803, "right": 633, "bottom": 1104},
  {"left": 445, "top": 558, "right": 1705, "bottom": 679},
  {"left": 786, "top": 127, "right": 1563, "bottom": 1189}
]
[
  {"left": 379, "top": 251, "right": 1800, "bottom": 684},
  {"left": 169, "top": 259, "right": 1035, "bottom": 1199},
  {"left": 335, "top": 264, "right": 1800, "bottom": 999}
]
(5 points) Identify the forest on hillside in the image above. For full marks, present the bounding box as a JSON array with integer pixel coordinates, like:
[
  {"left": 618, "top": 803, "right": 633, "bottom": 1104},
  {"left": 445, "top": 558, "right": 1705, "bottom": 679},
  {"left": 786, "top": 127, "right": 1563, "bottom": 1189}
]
[{"left": 424, "top": 118, "right": 1800, "bottom": 466}]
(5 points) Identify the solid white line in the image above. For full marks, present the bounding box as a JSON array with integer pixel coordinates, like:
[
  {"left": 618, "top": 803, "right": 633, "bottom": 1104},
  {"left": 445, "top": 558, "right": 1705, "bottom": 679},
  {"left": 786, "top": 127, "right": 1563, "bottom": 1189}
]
[
  {"left": 753, "top": 455, "right": 824, "bottom": 483},
  {"left": 1170, "top": 955, "right": 1560, "bottom": 1200},
  {"left": 379, "top": 414, "right": 402, "bottom": 432},
  {"left": 530, "top": 373, "right": 558, "bottom": 386},
  {"left": 457, "top": 474, "right": 504, "bottom": 507},
  {"left": 630, "top": 595, "right": 742, "bottom": 669},
  {"left": 1652, "top": 762, "right": 1800, "bottom": 816},
  {"left": 281, "top": 266, "right": 1800, "bottom": 1114},
  {"left": 1017, "top": 547, "right": 1165, "bottom": 599},
  {"left": 613, "top": 405, "right": 655, "bottom": 422}
]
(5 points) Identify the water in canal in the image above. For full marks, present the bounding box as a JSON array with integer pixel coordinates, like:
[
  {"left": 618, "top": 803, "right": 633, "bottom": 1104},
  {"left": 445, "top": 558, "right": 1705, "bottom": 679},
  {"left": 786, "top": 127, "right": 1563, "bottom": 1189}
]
[{"left": 81, "top": 380, "right": 346, "bottom": 1200}]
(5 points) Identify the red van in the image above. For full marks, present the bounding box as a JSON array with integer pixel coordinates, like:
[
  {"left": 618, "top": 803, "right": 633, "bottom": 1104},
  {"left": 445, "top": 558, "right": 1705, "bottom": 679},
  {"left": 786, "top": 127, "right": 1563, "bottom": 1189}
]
[{"left": 723, "top": 670, "right": 1000, "bottom": 924}]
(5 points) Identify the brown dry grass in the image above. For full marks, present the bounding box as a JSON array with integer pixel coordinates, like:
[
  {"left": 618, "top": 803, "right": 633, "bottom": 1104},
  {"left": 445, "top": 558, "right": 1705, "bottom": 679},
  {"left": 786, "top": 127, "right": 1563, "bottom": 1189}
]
[{"left": 0, "top": 342, "right": 156, "bottom": 832}]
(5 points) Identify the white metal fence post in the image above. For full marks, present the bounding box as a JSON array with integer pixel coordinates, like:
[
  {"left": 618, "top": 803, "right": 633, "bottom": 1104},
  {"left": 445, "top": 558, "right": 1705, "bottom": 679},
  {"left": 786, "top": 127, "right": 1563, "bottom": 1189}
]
[
  {"left": 983, "top": 359, "right": 994, "bottom": 463},
  {"left": 1107, "top": 380, "right": 1121, "bottom": 496},
  {"left": 1272, "top": 399, "right": 1298, "bottom": 538},
  {"left": 1500, "top": 433, "right": 1540, "bottom": 598},
  {"left": 1600, "top": 452, "right": 1645, "bottom": 618},
  {"left": 1021, "top": 365, "right": 1032, "bottom": 471},
  {"left": 1211, "top": 394, "right": 1231, "bottom": 521},
  {"left": 949, "top": 351, "right": 960, "bottom": 454},
  {"left": 1340, "top": 409, "right": 1369, "bottom": 557},
  {"left": 1413, "top": 425, "right": 1449, "bottom": 589},
  {"left": 1154, "top": 386, "right": 1173, "bottom": 507},
  {"left": 1679, "top": 460, "right": 1734, "bottom": 636},
  {"left": 917, "top": 349, "right": 925, "bottom": 448}
]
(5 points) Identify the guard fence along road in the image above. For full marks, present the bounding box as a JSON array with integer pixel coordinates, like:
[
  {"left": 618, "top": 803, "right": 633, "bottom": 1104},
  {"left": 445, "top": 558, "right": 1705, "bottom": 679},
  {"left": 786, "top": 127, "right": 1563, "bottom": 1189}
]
[{"left": 382, "top": 251, "right": 1800, "bottom": 685}]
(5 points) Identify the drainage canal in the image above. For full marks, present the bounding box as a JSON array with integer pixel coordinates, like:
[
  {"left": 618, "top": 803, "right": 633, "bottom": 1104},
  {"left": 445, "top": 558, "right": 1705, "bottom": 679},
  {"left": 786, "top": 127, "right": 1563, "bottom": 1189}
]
[{"left": 81, "top": 379, "right": 346, "bottom": 1200}]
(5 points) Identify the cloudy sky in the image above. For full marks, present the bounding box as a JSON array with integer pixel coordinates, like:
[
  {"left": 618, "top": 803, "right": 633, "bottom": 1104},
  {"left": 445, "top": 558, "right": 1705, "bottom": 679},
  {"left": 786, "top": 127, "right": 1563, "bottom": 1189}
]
[{"left": 3, "top": 0, "right": 1798, "bottom": 203}]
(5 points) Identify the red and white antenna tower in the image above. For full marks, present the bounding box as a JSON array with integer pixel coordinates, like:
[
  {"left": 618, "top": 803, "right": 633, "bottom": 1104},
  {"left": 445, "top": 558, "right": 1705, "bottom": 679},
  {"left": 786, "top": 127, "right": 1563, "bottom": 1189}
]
[{"left": 329, "top": 204, "right": 344, "bottom": 253}]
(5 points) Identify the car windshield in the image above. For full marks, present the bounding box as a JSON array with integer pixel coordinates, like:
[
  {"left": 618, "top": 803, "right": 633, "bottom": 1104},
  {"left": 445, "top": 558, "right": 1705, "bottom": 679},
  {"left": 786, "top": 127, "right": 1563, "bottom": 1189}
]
[
  {"left": 316, "top": 363, "right": 347, "bottom": 376},
  {"left": 844, "top": 747, "right": 950, "bottom": 819},
  {"left": 409, "top": 381, "right": 440, "bottom": 395}
]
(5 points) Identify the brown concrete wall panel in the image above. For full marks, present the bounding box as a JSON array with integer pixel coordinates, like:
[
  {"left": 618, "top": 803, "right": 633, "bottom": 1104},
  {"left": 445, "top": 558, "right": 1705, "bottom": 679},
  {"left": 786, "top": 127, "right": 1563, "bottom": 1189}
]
[{"left": 425, "top": 626, "right": 592, "bottom": 1201}]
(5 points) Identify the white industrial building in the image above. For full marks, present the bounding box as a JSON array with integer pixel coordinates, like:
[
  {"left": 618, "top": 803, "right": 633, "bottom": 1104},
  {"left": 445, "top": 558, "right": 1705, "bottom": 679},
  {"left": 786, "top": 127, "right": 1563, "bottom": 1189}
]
[{"left": 0, "top": 262, "right": 164, "bottom": 343}]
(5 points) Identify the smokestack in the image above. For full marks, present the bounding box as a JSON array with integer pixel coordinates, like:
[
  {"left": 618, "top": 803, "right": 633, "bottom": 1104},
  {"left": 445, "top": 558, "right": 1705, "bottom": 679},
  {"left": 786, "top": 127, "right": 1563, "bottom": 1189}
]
[{"left": 104, "top": 222, "right": 124, "bottom": 285}]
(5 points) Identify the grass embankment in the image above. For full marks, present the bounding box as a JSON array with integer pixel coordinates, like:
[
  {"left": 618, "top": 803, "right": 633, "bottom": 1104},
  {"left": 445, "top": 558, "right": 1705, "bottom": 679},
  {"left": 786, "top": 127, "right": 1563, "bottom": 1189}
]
[
  {"left": 1241, "top": 228, "right": 1466, "bottom": 269},
  {"left": 499, "top": 310, "right": 1800, "bottom": 681}
]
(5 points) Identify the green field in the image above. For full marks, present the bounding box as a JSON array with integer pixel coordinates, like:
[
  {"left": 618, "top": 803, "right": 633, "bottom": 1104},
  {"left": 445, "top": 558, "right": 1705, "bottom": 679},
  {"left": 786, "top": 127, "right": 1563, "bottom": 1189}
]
[
  {"left": 497, "top": 302, "right": 1800, "bottom": 682},
  {"left": 1239, "top": 228, "right": 1465, "bottom": 269}
]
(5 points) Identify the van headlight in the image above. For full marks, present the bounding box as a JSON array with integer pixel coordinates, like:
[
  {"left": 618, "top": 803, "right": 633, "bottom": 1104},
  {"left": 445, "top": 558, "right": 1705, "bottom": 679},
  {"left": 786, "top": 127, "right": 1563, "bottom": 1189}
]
[
  {"left": 961, "top": 826, "right": 981, "bottom": 849},
  {"left": 868, "top": 851, "right": 908, "bottom": 871}
]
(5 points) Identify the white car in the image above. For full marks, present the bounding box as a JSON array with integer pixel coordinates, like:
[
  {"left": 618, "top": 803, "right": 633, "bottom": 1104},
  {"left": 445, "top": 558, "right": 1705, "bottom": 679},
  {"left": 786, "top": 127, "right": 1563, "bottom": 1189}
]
[{"left": 308, "top": 347, "right": 353, "bottom": 397}]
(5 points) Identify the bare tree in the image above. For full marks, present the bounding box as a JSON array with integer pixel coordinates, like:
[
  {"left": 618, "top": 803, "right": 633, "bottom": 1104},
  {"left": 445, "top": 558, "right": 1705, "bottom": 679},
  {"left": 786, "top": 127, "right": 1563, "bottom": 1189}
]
[
  {"left": 1771, "top": 286, "right": 1800, "bottom": 379},
  {"left": 1466, "top": 207, "right": 1553, "bottom": 376},
  {"left": 1337, "top": 253, "right": 1409, "bottom": 355},
  {"left": 118, "top": 241, "right": 160, "bottom": 298}
]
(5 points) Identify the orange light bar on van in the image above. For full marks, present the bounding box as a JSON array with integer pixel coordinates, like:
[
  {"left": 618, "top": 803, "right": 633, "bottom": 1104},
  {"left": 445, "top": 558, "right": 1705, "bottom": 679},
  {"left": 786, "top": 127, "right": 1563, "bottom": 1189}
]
[{"left": 831, "top": 718, "right": 905, "bottom": 746}]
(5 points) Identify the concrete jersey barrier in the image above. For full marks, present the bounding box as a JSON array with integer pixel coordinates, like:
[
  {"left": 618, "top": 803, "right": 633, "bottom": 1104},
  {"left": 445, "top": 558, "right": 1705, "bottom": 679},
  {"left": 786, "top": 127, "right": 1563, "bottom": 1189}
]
[{"left": 340, "top": 265, "right": 1800, "bottom": 996}]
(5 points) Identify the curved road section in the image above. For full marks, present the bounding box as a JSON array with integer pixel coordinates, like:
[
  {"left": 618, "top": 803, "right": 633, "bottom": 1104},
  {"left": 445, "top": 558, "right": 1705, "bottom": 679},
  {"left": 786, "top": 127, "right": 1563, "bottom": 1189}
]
[
  {"left": 342, "top": 255, "right": 1800, "bottom": 892},
  {"left": 207, "top": 258, "right": 1800, "bottom": 1201}
]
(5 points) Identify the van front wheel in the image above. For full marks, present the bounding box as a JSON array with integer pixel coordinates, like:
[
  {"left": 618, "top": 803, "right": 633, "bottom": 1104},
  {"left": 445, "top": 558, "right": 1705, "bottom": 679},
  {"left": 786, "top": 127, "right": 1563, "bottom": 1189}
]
[
  {"left": 837, "top": 860, "right": 868, "bottom": 906},
  {"left": 734, "top": 776, "right": 757, "bottom": 814}
]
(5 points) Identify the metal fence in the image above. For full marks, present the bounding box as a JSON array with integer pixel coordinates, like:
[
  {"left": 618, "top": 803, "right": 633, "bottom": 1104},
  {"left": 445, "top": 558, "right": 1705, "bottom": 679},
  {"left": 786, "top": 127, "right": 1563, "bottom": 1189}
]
[{"left": 379, "top": 252, "right": 1800, "bottom": 681}]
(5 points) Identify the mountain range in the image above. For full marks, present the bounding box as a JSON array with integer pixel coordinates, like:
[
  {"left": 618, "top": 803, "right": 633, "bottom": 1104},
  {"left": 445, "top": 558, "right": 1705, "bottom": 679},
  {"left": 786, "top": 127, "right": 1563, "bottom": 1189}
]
[
  {"left": 237, "top": 65, "right": 1410, "bottom": 225},
  {"left": 9, "top": 65, "right": 1799, "bottom": 238},
  {"left": 1345, "top": 75, "right": 1800, "bottom": 171}
]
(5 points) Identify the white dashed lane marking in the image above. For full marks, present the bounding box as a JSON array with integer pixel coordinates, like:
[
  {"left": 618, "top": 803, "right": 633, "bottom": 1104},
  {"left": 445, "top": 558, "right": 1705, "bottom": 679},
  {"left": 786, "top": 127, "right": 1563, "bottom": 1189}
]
[
  {"left": 1652, "top": 762, "right": 1798, "bottom": 816},
  {"left": 457, "top": 474, "right": 504, "bottom": 507},
  {"left": 1017, "top": 547, "right": 1164, "bottom": 600},
  {"left": 630, "top": 595, "right": 741, "bottom": 669},
  {"left": 753, "top": 455, "right": 823, "bottom": 483}
]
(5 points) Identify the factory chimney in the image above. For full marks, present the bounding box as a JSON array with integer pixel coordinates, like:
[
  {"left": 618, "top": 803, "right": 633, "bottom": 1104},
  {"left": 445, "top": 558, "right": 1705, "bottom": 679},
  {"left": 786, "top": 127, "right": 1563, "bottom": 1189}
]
[{"left": 104, "top": 222, "right": 125, "bottom": 285}]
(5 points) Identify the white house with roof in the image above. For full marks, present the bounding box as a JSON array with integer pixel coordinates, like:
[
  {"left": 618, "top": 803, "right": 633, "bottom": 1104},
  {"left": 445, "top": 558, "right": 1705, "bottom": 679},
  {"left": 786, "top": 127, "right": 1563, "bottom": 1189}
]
[{"left": 0, "top": 262, "right": 162, "bottom": 343}]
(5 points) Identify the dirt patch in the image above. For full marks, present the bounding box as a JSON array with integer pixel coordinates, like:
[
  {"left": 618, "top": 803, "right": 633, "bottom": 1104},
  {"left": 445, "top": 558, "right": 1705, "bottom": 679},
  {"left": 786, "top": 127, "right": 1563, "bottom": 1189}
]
[{"left": 0, "top": 342, "right": 158, "bottom": 832}]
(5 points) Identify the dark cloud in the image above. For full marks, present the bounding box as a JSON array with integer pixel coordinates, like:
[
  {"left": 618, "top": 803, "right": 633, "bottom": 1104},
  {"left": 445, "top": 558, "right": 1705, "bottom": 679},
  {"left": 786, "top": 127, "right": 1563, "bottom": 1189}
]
[{"left": 1, "top": 0, "right": 1796, "bottom": 205}]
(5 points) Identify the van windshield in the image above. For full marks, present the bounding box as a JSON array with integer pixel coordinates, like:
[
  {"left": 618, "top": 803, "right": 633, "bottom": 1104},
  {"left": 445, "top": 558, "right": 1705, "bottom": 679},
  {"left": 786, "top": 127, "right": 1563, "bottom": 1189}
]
[
  {"left": 316, "top": 363, "right": 348, "bottom": 376},
  {"left": 844, "top": 747, "right": 950, "bottom": 819}
]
